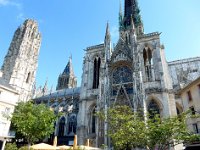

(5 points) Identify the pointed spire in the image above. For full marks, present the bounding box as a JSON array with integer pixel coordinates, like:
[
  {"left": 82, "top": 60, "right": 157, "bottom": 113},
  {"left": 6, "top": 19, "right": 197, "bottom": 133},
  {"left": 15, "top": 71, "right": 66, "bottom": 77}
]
[
  {"left": 104, "top": 22, "right": 112, "bottom": 61},
  {"left": 119, "top": 0, "right": 123, "bottom": 30},
  {"left": 124, "top": 0, "right": 142, "bottom": 28},
  {"left": 130, "top": 15, "right": 135, "bottom": 32},
  {"left": 57, "top": 54, "right": 77, "bottom": 90},
  {"left": 130, "top": 15, "right": 137, "bottom": 46},
  {"left": 63, "top": 55, "right": 75, "bottom": 76},
  {"left": 42, "top": 78, "right": 48, "bottom": 96},
  {"left": 105, "top": 22, "right": 111, "bottom": 42},
  {"left": 119, "top": 0, "right": 122, "bottom": 15}
]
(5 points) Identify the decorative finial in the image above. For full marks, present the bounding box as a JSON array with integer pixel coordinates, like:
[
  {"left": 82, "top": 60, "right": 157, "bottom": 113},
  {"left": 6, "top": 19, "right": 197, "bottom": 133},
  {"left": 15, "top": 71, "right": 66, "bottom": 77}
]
[
  {"left": 119, "top": 0, "right": 123, "bottom": 30},
  {"left": 69, "top": 53, "right": 72, "bottom": 60},
  {"left": 105, "top": 22, "right": 111, "bottom": 41},
  {"left": 130, "top": 15, "right": 135, "bottom": 31}
]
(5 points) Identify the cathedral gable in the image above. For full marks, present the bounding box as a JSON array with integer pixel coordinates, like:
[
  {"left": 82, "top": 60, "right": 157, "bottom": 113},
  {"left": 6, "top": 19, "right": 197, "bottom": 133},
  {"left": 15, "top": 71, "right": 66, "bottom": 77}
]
[{"left": 111, "top": 39, "right": 132, "bottom": 63}]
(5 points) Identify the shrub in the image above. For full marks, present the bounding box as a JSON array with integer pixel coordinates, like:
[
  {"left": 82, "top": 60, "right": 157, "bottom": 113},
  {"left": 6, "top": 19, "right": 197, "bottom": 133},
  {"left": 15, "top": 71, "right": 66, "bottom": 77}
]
[
  {"left": 5, "top": 143, "right": 18, "bottom": 150},
  {"left": 18, "top": 146, "right": 33, "bottom": 150}
]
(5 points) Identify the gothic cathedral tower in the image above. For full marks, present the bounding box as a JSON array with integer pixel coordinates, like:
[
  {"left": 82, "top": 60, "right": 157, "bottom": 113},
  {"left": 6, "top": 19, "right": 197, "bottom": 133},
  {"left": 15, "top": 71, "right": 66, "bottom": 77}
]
[
  {"left": 1, "top": 19, "right": 41, "bottom": 102},
  {"left": 56, "top": 56, "right": 77, "bottom": 90}
]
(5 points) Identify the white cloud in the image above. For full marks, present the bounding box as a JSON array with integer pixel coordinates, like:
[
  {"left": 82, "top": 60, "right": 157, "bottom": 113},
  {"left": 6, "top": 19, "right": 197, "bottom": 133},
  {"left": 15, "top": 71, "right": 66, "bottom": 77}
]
[
  {"left": 17, "top": 13, "right": 25, "bottom": 21},
  {"left": 0, "top": 0, "right": 22, "bottom": 9},
  {"left": 0, "top": 0, "right": 24, "bottom": 21},
  {"left": 0, "top": 0, "right": 9, "bottom": 5}
]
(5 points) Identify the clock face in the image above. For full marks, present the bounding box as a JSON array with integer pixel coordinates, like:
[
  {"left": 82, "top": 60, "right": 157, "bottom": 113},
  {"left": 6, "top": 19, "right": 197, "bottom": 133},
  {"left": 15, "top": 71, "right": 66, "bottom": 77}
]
[{"left": 113, "top": 66, "right": 132, "bottom": 84}]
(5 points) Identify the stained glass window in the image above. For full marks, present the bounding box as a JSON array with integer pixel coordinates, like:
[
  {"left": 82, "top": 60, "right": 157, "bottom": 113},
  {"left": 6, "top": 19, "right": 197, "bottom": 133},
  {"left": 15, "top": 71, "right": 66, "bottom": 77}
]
[{"left": 113, "top": 66, "right": 132, "bottom": 84}]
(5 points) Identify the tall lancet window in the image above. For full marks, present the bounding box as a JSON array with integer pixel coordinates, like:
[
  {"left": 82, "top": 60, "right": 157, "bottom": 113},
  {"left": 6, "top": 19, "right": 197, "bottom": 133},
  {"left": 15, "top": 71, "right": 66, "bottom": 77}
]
[
  {"left": 26, "top": 72, "right": 31, "bottom": 83},
  {"left": 68, "top": 114, "right": 77, "bottom": 135},
  {"left": 58, "top": 117, "right": 65, "bottom": 137},
  {"left": 93, "top": 57, "right": 101, "bottom": 89},
  {"left": 91, "top": 106, "right": 96, "bottom": 134},
  {"left": 143, "top": 48, "right": 152, "bottom": 81}
]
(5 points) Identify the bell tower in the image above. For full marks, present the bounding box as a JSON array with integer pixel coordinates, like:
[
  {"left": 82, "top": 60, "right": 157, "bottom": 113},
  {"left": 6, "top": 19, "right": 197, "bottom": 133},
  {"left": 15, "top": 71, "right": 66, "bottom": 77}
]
[
  {"left": 56, "top": 56, "right": 77, "bottom": 90},
  {"left": 1, "top": 19, "right": 41, "bottom": 101}
]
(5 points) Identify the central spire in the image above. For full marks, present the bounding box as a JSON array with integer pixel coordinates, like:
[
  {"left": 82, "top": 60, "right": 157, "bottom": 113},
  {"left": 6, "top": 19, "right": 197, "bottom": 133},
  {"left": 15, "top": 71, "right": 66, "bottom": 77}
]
[
  {"left": 124, "top": 0, "right": 134, "bottom": 17},
  {"left": 120, "top": 0, "right": 144, "bottom": 35},
  {"left": 124, "top": 0, "right": 141, "bottom": 27}
]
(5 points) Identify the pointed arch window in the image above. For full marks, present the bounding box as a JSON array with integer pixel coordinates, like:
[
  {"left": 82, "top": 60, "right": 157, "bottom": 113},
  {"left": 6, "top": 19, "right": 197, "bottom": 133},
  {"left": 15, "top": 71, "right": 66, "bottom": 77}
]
[
  {"left": 89, "top": 106, "right": 96, "bottom": 134},
  {"left": 143, "top": 48, "right": 153, "bottom": 81},
  {"left": 93, "top": 57, "right": 101, "bottom": 89},
  {"left": 148, "top": 100, "right": 160, "bottom": 118},
  {"left": 58, "top": 117, "right": 65, "bottom": 137},
  {"left": 92, "top": 108, "right": 96, "bottom": 133},
  {"left": 176, "top": 107, "right": 180, "bottom": 115},
  {"left": 68, "top": 114, "right": 77, "bottom": 135}
]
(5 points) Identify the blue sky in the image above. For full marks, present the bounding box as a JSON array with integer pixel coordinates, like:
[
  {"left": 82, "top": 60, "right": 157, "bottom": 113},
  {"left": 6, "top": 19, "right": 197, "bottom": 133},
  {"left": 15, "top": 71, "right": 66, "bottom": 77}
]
[{"left": 0, "top": 0, "right": 200, "bottom": 90}]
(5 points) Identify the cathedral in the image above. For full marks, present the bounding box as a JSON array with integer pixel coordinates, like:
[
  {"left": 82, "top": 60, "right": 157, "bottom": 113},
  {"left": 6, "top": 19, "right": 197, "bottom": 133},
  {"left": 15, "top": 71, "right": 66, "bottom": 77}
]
[
  {"left": 1, "top": 0, "right": 200, "bottom": 149},
  {"left": 34, "top": 0, "right": 200, "bottom": 148}
]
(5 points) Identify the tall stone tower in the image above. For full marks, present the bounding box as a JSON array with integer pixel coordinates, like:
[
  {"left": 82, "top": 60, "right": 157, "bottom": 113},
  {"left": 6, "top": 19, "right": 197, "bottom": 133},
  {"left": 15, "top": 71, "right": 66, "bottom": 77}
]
[
  {"left": 56, "top": 56, "right": 77, "bottom": 90},
  {"left": 1, "top": 19, "right": 41, "bottom": 102}
]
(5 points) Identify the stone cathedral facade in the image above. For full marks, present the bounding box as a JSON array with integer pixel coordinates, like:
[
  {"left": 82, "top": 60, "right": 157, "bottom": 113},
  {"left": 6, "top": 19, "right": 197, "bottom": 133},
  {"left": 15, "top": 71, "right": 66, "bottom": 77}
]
[{"left": 34, "top": 0, "right": 200, "bottom": 149}]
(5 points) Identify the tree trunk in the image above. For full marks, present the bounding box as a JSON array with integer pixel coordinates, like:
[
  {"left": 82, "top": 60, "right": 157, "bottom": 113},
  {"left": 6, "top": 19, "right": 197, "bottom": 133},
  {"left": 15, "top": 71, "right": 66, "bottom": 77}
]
[{"left": 28, "top": 140, "right": 31, "bottom": 150}]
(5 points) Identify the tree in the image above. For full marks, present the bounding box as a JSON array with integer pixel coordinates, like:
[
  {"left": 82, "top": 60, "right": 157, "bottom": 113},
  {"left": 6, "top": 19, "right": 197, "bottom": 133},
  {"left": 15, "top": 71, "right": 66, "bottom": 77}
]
[
  {"left": 145, "top": 113, "right": 200, "bottom": 150},
  {"left": 11, "top": 101, "right": 57, "bottom": 149},
  {"left": 98, "top": 105, "right": 200, "bottom": 150}
]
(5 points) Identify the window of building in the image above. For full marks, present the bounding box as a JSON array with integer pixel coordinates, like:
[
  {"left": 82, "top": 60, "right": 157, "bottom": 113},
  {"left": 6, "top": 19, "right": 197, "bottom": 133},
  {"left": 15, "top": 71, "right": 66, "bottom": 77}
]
[
  {"left": 148, "top": 100, "right": 160, "bottom": 119},
  {"left": 193, "top": 123, "right": 199, "bottom": 134},
  {"left": 187, "top": 91, "right": 192, "bottom": 102},
  {"left": 92, "top": 108, "right": 96, "bottom": 133},
  {"left": 26, "top": 72, "right": 31, "bottom": 83},
  {"left": 58, "top": 117, "right": 65, "bottom": 137},
  {"left": 113, "top": 66, "right": 132, "bottom": 84},
  {"left": 190, "top": 106, "right": 196, "bottom": 115},
  {"left": 89, "top": 106, "right": 96, "bottom": 134},
  {"left": 93, "top": 57, "right": 101, "bottom": 89},
  {"left": 68, "top": 114, "right": 77, "bottom": 135},
  {"left": 143, "top": 48, "right": 153, "bottom": 82}
]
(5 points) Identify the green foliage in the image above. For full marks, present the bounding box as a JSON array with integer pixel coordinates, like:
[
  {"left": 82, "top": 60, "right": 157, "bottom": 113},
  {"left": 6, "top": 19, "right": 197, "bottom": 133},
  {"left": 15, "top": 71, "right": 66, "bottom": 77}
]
[
  {"left": 11, "top": 101, "right": 57, "bottom": 146},
  {"left": 5, "top": 143, "right": 18, "bottom": 150},
  {"left": 18, "top": 146, "right": 33, "bottom": 150},
  {"left": 98, "top": 105, "right": 200, "bottom": 150}
]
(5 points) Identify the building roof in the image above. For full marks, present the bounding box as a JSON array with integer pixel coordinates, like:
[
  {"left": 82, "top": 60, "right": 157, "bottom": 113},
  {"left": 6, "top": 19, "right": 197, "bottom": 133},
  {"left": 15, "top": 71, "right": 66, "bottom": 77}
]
[
  {"left": 178, "top": 76, "right": 200, "bottom": 94},
  {"left": 168, "top": 57, "right": 200, "bottom": 66},
  {"left": 35, "top": 87, "right": 81, "bottom": 100}
]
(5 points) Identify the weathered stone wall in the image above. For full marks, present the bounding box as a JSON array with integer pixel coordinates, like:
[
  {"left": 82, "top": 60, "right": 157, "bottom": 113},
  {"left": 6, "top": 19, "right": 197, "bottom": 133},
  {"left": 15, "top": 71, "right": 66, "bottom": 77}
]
[{"left": 78, "top": 44, "right": 105, "bottom": 146}]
